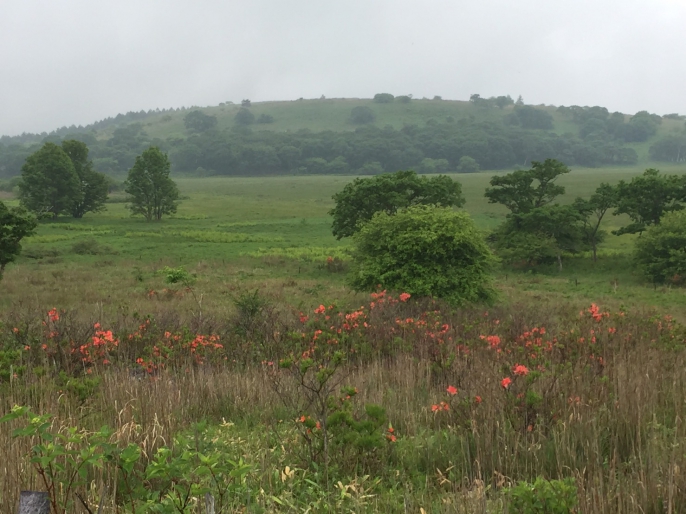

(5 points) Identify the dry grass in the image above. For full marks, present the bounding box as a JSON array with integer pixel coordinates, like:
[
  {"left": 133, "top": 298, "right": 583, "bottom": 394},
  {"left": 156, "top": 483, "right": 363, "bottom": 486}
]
[{"left": 1, "top": 297, "right": 685, "bottom": 512}]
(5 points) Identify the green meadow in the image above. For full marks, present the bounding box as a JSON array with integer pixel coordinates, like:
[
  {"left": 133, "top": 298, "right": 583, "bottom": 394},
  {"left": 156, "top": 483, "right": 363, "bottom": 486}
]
[{"left": 3, "top": 165, "right": 686, "bottom": 315}]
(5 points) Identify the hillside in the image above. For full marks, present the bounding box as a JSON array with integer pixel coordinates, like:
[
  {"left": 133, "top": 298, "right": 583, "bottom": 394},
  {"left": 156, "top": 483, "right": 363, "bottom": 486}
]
[{"left": 1, "top": 95, "right": 685, "bottom": 179}]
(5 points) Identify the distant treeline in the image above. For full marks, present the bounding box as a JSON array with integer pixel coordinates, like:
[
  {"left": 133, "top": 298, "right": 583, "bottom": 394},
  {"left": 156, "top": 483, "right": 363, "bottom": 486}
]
[{"left": 0, "top": 101, "right": 684, "bottom": 179}]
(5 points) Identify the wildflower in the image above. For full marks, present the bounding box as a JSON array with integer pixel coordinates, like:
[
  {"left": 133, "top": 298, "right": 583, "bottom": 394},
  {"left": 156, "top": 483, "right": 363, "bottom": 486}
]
[
  {"left": 608, "top": 327, "right": 617, "bottom": 334},
  {"left": 298, "top": 415, "right": 306, "bottom": 423},
  {"left": 399, "top": 292, "right": 411, "bottom": 302},
  {"left": 431, "top": 404, "right": 440, "bottom": 412},
  {"left": 474, "top": 396, "right": 482, "bottom": 404},
  {"left": 501, "top": 377, "right": 512, "bottom": 389},
  {"left": 446, "top": 385, "right": 458, "bottom": 396},
  {"left": 512, "top": 364, "right": 529, "bottom": 376},
  {"left": 387, "top": 434, "right": 397, "bottom": 442},
  {"left": 486, "top": 335, "right": 501, "bottom": 349},
  {"left": 314, "top": 305, "right": 326, "bottom": 314}
]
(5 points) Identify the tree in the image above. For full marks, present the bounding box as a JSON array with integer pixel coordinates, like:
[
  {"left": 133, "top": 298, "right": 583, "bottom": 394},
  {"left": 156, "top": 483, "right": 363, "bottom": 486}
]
[
  {"left": 510, "top": 106, "right": 554, "bottom": 130},
  {"left": 573, "top": 183, "right": 617, "bottom": 262},
  {"left": 234, "top": 108, "right": 255, "bottom": 126},
  {"left": 613, "top": 169, "right": 686, "bottom": 235},
  {"left": 330, "top": 170, "right": 465, "bottom": 239},
  {"left": 373, "top": 93, "right": 394, "bottom": 103},
  {"left": 349, "top": 205, "right": 496, "bottom": 305},
  {"left": 61, "top": 140, "right": 109, "bottom": 218},
  {"left": 183, "top": 110, "right": 218, "bottom": 133},
  {"left": 634, "top": 210, "right": 686, "bottom": 285},
  {"left": 456, "top": 156, "right": 480, "bottom": 173},
  {"left": 241, "top": 99, "right": 252, "bottom": 107},
  {"left": 485, "top": 159, "right": 569, "bottom": 214},
  {"left": 0, "top": 201, "right": 37, "bottom": 280},
  {"left": 494, "top": 95, "right": 514, "bottom": 109},
  {"left": 350, "top": 106, "right": 375, "bottom": 124},
  {"left": 124, "top": 147, "right": 179, "bottom": 221},
  {"left": 18, "top": 142, "right": 81, "bottom": 217},
  {"left": 493, "top": 204, "right": 586, "bottom": 270}
]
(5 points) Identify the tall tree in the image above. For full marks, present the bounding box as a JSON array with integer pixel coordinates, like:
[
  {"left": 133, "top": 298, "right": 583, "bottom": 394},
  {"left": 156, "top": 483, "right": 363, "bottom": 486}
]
[
  {"left": 573, "top": 183, "right": 617, "bottom": 262},
  {"left": 183, "top": 110, "right": 218, "bottom": 133},
  {"left": 330, "top": 170, "right": 465, "bottom": 239},
  {"left": 18, "top": 143, "right": 81, "bottom": 217},
  {"left": 613, "top": 169, "right": 686, "bottom": 235},
  {"left": 485, "top": 159, "right": 569, "bottom": 214},
  {"left": 61, "top": 140, "right": 109, "bottom": 218},
  {"left": 124, "top": 147, "right": 179, "bottom": 221},
  {"left": 0, "top": 201, "right": 37, "bottom": 280}
]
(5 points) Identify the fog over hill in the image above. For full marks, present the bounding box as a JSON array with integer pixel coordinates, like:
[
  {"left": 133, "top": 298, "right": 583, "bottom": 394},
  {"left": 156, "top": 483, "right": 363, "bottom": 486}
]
[{"left": 1, "top": 0, "right": 685, "bottom": 136}]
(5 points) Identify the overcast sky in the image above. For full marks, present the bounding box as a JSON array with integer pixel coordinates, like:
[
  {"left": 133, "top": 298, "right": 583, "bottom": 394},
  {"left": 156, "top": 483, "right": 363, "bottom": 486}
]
[{"left": 1, "top": 0, "right": 684, "bottom": 136}]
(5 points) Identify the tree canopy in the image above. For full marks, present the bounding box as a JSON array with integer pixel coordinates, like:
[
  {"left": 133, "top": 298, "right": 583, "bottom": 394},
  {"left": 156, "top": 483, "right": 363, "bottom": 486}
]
[
  {"left": 613, "top": 169, "right": 686, "bottom": 235},
  {"left": 0, "top": 201, "right": 37, "bottom": 279},
  {"left": 634, "top": 210, "right": 686, "bottom": 284},
  {"left": 61, "top": 139, "right": 109, "bottom": 218},
  {"left": 183, "top": 110, "right": 218, "bottom": 133},
  {"left": 349, "top": 205, "right": 496, "bottom": 305},
  {"left": 330, "top": 170, "right": 465, "bottom": 239},
  {"left": 124, "top": 147, "right": 179, "bottom": 221},
  {"left": 485, "top": 159, "right": 569, "bottom": 214},
  {"left": 18, "top": 142, "right": 81, "bottom": 217}
]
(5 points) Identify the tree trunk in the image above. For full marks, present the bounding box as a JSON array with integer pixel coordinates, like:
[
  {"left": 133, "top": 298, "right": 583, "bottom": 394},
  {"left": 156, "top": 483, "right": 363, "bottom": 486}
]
[
  {"left": 592, "top": 242, "right": 597, "bottom": 263},
  {"left": 557, "top": 253, "right": 563, "bottom": 271},
  {"left": 18, "top": 491, "right": 50, "bottom": 514}
]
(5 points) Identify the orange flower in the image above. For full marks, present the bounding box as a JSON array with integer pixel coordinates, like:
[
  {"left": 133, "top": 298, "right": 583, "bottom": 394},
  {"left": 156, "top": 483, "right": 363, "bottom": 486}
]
[
  {"left": 314, "top": 305, "right": 326, "bottom": 314},
  {"left": 501, "top": 377, "right": 512, "bottom": 389},
  {"left": 446, "top": 385, "right": 458, "bottom": 396},
  {"left": 512, "top": 364, "right": 529, "bottom": 376},
  {"left": 474, "top": 396, "right": 482, "bottom": 404},
  {"left": 431, "top": 404, "right": 440, "bottom": 412},
  {"left": 399, "top": 292, "right": 411, "bottom": 302},
  {"left": 299, "top": 415, "right": 306, "bottom": 423}
]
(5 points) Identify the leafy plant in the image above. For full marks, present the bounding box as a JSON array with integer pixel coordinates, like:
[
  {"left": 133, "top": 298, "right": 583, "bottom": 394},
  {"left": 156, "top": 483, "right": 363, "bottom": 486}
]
[{"left": 507, "top": 477, "right": 578, "bottom": 513}]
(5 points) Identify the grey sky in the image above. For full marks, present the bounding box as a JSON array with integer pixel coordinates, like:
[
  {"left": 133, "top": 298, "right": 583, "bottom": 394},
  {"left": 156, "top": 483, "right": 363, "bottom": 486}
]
[{"left": 1, "top": 0, "right": 684, "bottom": 136}]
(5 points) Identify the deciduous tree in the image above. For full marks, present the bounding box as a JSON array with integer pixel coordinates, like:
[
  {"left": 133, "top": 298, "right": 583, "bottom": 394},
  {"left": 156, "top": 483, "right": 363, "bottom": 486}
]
[
  {"left": 61, "top": 140, "right": 109, "bottom": 218},
  {"left": 18, "top": 142, "right": 81, "bottom": 217},
  {"left": 0, "top": 201, "right": 37, "bottom": 280},
  {"left": 330, "top": 170, "right": 465, "bottom": 239},
  {"left": 124, "top": 147, "right": 179, "bottom": 221}
]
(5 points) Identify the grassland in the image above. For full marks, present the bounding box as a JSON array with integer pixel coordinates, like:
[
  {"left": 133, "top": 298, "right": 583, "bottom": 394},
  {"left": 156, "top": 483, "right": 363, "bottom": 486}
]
[
  {"left": 2, "top": 165, "right": 686, "bottom": 317},
  {"left": 2, "top": 167, "right": 686, "bottom": 513}
]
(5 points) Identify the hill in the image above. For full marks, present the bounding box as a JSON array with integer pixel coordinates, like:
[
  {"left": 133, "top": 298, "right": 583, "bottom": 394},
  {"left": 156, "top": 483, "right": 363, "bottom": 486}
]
[{"left": 1, "top": 95, "right": 685, "bottom": 179}]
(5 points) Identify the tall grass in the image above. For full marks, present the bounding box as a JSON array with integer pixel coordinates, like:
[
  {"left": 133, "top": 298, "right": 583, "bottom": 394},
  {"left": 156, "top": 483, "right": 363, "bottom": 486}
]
[{"left": 1, "top": 297, "right": 685, "bottom": 512}]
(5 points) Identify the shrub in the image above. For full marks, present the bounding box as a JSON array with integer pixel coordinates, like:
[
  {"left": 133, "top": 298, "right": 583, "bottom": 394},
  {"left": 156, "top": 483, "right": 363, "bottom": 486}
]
[
  {"left": 350, "top": 106, "right": 375, "bottom": 124},
  {"left": 373, "top": 93, "right": 394, "bottom": 103},
  {"left": 634, "top": 210, "right": 686, "bottom": 284},
  {"left": 507, "top": 477, "right": 578, "bottom": 513},
  {"left": 349, "top": 205, "right": 496, "bottom": 305}
]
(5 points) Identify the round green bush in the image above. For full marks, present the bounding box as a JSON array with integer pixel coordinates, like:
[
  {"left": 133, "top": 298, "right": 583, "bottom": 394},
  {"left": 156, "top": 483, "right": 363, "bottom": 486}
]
[
  {"left": 634, "top": 210, "right": 686, "bottom": 284},
  {"left": 348, "top": 205, "right": 496, "bottom": 305}
]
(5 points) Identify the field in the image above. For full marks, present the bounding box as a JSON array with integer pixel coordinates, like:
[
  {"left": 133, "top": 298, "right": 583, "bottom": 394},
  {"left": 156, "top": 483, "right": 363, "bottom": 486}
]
[{"left": 2, "top": 166, "right": 686, "bottom": 512}]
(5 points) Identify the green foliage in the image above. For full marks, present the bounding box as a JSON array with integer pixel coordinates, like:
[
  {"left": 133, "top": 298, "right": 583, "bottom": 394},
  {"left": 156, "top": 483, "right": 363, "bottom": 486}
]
[
  {"left": 635, "top": 210, "right": 686, "bottom": 284},
  {"left": 349, "top": 205, "right": 496, "bottom": 305},
  {"left": 373, "top": 93, "right": 394, "bottom": 103},
  {"left": 161, "top": 266, "right": 194, "bottom": 285},
  {"left": 330, "top": 170, "right": 465, "bottom": 239},
  {"left": 508, "top": 105, "right": 555, "bottom": 130},
  {"left": 456, "top": 155, "right": 480, "bottom": 173},
  {"left": 0, "top": 201, "right": 37, "bottom": 278},
  {"left": 485, "top": 159, "right": 569, "bottom": 214},
  {"left": 19, "top": 142, "right": 82, "bottom": 217},
  {"left": 493, "top": 204, "right": 587, "bottom": 269},
  {"left": 124, "top": 147, "right": 180, "bottom": 221},
  {"left": 613, "top": 168, "right": 686, "bottom": 235},
  {"left": 234, "top": 107, "right": 255, "bottom": 126},
  {"left": 573, "top": 182, "right": 617, "bottom": 261},
  {"left": 183, "top": 109, "right": 218, "bottom": 133},
  {"left": 350, "top": 106, "right": 375, "bottom": 124},
  {"left": 61, "top": 139, "right": 109, "bottom": 218},
  {"left": 507, "top": 477, "right": 578, "bottom": 513}
]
